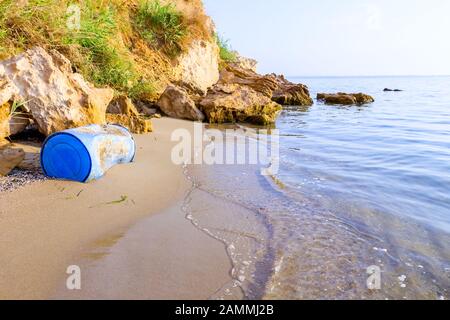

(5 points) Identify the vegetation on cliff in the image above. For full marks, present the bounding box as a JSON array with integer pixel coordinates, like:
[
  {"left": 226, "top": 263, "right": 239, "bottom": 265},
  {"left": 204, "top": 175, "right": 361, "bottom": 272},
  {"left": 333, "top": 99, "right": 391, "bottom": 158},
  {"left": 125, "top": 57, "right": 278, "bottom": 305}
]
[
  {"left": 215, "top": 34, "right": 237, "bottom": 63},
  {"left": 135, "top": 0, "right": 187, "bottom": 57},
  {"left": 0, "top": 0, "right": 212, "bottom": 101}
]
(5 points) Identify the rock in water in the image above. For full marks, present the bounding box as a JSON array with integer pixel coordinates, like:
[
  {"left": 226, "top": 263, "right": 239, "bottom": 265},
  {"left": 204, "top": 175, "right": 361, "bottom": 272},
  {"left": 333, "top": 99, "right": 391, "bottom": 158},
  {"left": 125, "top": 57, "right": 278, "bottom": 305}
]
[
  {"left": 271, "top": 74, "right": 314, "bottom": 106},
  {"left": 200, "top": 84, "right": 282, "bottom": 125},
  {"left": 317, "top": 92, "right": 375, "bottom": 105},
  {"left": 0, "top": 147, "right": 25, "bottom": 176},
  {"left": 199, "top": 64, "right": 283, "bottom": 125},
  {"left": 157, "top": 85, "right": 205, "bottom": 121},
  {"left": 0, "top": 47, "right": 114, "bottom": 136},
  {"left": 219, "top": 64, "right": 313, "bottom": 107},
  {"left": 384, "top": 88, "right": 403, "bottom": 92}
]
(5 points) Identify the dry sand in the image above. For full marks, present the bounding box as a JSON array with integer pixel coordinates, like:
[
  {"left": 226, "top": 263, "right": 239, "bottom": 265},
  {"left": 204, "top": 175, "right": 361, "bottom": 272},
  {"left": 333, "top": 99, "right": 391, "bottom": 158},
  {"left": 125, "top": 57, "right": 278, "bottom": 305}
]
[{"left": 0, "top": 118, "right": 233, "bottom": 300}]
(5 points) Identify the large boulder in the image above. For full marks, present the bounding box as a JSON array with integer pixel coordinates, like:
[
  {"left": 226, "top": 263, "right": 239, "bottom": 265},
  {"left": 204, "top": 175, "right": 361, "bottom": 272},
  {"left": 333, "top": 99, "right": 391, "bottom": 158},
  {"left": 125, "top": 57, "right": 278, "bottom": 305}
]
[
  {"left": 157, "top": 85, "right": 205, "bottom": 121},
  {"left": 271, "top": 74, "right": 313, "bottom": 106},
  {"left": 0, "top": 47, "right": 114, "bottom": 136},
  {"left": 317, "top": 92, "right": 375, "bottom": 105},
  {"left": 200, "top": 84, "right": 282, "bottom": 125},
  {"left": 0, "top": 146, "right": 25, "bottom": 176},
  {"left": 175, "top": 40, "right": 220, "bottom": 95},
  {"left": 198, "top": 63, "right": 283, "bottom": 125}
]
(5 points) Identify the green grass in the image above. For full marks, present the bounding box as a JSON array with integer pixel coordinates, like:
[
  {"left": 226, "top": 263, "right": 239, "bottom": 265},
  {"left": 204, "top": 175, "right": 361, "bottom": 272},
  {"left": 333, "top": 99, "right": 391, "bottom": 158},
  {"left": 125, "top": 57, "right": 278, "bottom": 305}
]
[
  {"left": 63, "top": 1, "right": 138, "bottom": 91},
  {"left": 135, "top": 0, "right": 187, "bottom": 57},
  {"left": 215, "top": 34, "right": 237, "bottom": 63},
  {"left": 0, "top": 0, "right": 156, "bottom": 100}
]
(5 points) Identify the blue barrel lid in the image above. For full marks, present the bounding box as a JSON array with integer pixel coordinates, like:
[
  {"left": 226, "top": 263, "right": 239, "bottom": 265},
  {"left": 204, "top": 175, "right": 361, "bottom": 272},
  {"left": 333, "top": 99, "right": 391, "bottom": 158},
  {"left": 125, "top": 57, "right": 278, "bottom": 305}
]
[{"left": 41, "top": 133, "right": 92, "bottom": 183}]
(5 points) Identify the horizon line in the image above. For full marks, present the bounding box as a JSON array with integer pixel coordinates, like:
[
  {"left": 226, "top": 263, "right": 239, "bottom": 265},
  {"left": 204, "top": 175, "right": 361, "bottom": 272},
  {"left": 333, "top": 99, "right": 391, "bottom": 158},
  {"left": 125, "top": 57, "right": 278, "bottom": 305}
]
[{"left": 285, "top": 74, "right": 450, "bottom": 78}]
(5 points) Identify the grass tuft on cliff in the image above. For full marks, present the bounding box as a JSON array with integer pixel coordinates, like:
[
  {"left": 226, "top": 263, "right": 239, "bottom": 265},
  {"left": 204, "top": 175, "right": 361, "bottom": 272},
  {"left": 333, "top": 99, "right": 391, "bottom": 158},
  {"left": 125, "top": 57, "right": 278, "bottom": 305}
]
[
  {"left": 215, "top": 34, "right": 237, "bottom": 63},
  {"left": 135, "top": 0, "right": 187, "bottom": 57}
]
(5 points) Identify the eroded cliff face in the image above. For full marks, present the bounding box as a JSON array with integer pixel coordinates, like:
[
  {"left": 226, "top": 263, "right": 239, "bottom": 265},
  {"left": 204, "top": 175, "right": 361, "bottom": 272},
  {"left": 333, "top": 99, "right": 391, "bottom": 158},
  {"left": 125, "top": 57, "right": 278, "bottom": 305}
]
[
  {"left": 0, "top": 0, "right": 313, "bottom": 142},
  {"left": 174, "top": 40, "right": 220, "bottom": 95}
]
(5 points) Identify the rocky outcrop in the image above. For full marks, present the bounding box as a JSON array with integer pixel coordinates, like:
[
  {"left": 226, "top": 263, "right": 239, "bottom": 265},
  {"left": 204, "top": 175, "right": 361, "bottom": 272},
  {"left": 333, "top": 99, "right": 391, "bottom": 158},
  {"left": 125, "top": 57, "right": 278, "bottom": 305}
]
[
  {"left": 230, "top": 54, "right": 258, "bottom": 73},
  {"left": 106, "top": 95, "right": 152, "bottom": 134},
  {"left": 0, "top": 47, "right": 114, "bottom": 137},
  {"left": 219, "top": 64, "right": 278, "bottom": 98},
  {"left": 271, "top": 74, "right": 314, "bottom": 106},
  {"left": 157, "top": 85, "right": 205, "bottom": 121},
  {"left": 200, "top": 84, "right": 282, "bottom": 125},
  {"left": 317, "top": 92, "right": 375, "bottom": 105},
  {"left": 175, "top": 40, "right": 220, "bottom": 95},
  {"left": 196, "top": 63, "right": 288, "bottom": 125},
  {"left": 218, "top": 64, "right": 313, "bottom": 107},
  {"left": 107, "top": 95, "right": 140, "bottom": 117},
  {"left": 106, "top": 114, "right": 152, "bottom": 134},
  {"left": 0, "top": 146, "right": 25, "bottom": 176}
]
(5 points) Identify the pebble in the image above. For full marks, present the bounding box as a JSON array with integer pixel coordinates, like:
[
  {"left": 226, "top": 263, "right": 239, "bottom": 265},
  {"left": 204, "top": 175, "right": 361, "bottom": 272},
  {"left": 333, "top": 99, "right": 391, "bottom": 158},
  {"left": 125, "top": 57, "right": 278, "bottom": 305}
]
[{"left": 0, "top": 169, "right": 47, "bottom": 193}]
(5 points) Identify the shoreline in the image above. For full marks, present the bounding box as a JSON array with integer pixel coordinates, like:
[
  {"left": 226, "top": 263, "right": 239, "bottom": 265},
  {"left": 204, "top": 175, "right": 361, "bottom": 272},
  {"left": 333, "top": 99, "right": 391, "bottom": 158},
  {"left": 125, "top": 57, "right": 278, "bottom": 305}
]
[{"left": 0, "top": 118, "right": 235, "bottom": 300}]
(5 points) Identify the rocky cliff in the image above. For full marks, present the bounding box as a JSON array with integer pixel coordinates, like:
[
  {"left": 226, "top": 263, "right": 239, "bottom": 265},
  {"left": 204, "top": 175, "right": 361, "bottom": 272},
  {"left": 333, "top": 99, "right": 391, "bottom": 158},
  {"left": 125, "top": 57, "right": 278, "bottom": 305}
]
[{"left": 0, "top": 0, "right": 314, "bottom": 175}]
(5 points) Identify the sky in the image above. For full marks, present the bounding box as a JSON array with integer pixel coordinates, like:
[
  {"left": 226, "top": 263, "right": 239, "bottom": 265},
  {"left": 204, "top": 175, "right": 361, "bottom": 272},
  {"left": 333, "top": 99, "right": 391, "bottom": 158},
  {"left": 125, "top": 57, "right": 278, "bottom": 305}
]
[{"left": 203, "top": 0, "right": 450, "bottom": 76}]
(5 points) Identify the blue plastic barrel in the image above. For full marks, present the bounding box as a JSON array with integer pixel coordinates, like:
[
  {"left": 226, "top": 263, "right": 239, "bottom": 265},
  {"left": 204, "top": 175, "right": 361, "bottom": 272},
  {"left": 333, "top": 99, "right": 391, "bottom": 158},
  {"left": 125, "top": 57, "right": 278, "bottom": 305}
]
[{"left": 41, "top": 124, "right": 136, "bottom": 183}]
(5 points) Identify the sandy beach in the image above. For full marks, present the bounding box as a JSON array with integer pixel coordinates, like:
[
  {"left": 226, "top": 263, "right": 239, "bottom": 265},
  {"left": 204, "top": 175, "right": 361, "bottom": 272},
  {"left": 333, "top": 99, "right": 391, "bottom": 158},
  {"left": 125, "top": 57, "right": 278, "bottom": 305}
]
[{"left": 0, "top": 118, "right": 235, "bottom": 300}]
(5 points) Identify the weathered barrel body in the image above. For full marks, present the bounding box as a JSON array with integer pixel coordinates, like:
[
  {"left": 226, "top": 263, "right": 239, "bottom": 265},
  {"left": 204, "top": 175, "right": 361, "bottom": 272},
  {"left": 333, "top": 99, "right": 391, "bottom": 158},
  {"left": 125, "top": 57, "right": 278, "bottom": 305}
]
[{"left": 41, "top": 124, "right": 136, "bottom": 183}]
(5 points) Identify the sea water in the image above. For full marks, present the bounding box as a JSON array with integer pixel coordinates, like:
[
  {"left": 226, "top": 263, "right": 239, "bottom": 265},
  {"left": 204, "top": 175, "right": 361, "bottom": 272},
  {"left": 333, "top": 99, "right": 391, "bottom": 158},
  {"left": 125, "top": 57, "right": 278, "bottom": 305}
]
[{"left": 186, "top": 76, "right": 450, "bottom": 300}]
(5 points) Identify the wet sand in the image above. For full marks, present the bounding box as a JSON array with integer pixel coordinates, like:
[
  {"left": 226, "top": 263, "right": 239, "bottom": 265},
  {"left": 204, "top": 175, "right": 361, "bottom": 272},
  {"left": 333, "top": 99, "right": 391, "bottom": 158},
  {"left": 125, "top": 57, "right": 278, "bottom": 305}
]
[{"left": 0, "top": 118, "right": 233, "bottom": 300}]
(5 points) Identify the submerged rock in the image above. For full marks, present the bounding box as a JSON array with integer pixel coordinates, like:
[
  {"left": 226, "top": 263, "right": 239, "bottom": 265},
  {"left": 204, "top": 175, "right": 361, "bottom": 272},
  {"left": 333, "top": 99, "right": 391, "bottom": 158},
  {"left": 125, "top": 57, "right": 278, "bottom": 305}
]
[
  {"left": 271, "top": 74, "right": 314, "bottom": 106},
  {"left": 384, "top": 88, "right": 403, "bottom": 92},
  {"left": 317, "top": 92, "right": 375, "bottom": 105},
  {"left": 0, "top": 47, "right": 114, "bottom": 137},
  {"left": 0, "top": 146, "right": 25, "bottom": 176},
  {"left": 157, "top": 85, "right": 205, "bottom": 121}
]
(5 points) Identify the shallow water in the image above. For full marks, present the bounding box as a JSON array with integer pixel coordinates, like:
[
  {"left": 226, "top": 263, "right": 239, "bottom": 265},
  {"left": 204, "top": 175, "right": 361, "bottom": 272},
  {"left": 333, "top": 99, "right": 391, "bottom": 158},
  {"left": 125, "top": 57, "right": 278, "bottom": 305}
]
[{"left": 188, "top": 76, "right": 450, "bottom": 300}]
